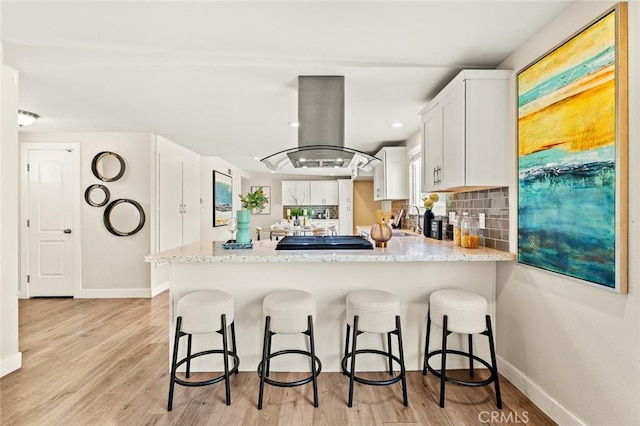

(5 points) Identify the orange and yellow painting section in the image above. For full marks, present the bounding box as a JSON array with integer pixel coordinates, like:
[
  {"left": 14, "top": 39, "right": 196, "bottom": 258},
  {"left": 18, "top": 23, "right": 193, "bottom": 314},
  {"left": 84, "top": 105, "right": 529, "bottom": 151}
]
[{"left": 518, "top": 12, "right": 616, "bottom": 157}]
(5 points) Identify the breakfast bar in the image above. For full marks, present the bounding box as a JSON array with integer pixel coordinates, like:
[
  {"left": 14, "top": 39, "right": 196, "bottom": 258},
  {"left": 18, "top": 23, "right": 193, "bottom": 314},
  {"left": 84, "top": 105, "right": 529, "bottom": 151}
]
[{"left": 146, "top": 235, "right": 514, "bottom": 373}]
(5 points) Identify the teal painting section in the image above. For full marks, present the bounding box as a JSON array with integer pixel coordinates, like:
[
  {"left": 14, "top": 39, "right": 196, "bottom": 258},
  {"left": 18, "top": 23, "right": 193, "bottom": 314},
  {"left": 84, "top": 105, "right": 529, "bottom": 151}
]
[{"left": 518, "top": 146, "right": 616, "bottom": 287}]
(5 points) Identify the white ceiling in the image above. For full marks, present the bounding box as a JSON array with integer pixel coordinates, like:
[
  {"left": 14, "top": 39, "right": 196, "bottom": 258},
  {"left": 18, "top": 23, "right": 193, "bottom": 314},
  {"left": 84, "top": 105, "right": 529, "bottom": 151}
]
[{"left": 2, "top": 1, "right": 572, "bottom": 177}]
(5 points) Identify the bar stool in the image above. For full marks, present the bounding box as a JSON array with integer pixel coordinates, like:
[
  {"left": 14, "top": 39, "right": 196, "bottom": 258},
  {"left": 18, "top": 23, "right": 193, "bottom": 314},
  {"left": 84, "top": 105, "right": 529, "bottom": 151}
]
[
  {"left": 342, "top": 289, "right": 408, "bottom": 407},
  {"left": 422, "top": 289, "right": 501, "bottom": 408},
  {"left": 167, "top": 290, "right": 240, "bottom": 411},
  {"left": 257, "top": 290, "right": 321, "bottom": 409}
]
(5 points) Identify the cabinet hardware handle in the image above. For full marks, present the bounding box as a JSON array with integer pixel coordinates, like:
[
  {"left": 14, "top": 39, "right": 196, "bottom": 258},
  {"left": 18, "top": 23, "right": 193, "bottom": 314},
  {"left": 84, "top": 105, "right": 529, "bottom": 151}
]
[{"left": 433, "top": 167, "right": 437, "bottom": 186}]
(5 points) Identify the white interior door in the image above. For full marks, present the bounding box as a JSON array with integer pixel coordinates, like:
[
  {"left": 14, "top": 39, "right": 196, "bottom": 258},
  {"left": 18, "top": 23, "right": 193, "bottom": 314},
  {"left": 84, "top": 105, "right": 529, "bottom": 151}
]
[{"left": 27, "top": 149, "right": 76, "bottom": 297}]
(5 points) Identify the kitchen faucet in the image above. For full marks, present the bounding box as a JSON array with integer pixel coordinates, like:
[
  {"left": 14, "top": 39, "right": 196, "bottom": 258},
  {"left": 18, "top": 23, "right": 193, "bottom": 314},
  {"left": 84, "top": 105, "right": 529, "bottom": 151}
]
[{"left": 409, "top": 204, "right": 422, "bottom": 234}]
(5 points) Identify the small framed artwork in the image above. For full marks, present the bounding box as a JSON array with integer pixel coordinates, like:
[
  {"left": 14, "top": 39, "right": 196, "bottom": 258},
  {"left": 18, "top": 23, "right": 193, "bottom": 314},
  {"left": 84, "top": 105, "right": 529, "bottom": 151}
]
[
  {"left": 251, "top": 186, "right": 271, "bottom": 215},
  {"left": 213, "top": 170, "right": 233, "bottom": 227},
  {"left": 517, "top": 3, "right": 628, "bottom": 293}
]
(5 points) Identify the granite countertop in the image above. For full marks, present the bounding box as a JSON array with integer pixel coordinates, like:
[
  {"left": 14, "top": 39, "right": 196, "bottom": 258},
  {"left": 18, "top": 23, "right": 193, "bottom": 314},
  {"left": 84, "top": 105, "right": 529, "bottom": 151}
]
[{"left": 145, "top": 232, "right": 515, "bottom": 264}]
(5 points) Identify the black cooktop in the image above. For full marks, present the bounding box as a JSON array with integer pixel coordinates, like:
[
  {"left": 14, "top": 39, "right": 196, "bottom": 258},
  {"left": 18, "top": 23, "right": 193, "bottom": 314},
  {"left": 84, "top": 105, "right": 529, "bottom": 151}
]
[{"left": 275, "top": 235, "right": 373, "bottom": 250}]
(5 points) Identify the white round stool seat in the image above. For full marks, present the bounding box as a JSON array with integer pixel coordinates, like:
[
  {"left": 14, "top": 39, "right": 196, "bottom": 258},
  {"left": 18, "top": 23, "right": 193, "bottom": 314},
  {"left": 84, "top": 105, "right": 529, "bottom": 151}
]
[
  {"left": 430, "top": 289, "right": 487, "bottom": 334},
  {"left": 177, "top": 290, "right": 234, "bottom": 334},
  {"left": 263, "top": 290, "right": 316, "bottom": 334},
  {"left": 346, "top": 289, "right": 400, "bottom": 334}
]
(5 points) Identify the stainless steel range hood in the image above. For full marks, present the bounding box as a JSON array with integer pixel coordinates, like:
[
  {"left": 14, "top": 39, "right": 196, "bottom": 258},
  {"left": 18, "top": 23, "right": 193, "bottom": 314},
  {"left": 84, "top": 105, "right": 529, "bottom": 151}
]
[{"left": 261, "top": 76, "right": 381, "bottom": 171}]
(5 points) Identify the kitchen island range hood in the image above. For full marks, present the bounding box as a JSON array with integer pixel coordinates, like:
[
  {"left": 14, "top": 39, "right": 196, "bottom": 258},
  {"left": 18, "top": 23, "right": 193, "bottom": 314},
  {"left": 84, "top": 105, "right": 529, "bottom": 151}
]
[{"left": 261, "top": 76, "right": 381, "bottom": 172}]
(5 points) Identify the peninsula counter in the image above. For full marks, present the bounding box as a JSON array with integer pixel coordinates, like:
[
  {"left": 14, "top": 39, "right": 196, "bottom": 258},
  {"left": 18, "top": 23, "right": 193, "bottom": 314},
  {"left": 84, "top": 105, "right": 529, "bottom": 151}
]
[{"left": 146, "top": 236, "right": 514, "bottom": 373}]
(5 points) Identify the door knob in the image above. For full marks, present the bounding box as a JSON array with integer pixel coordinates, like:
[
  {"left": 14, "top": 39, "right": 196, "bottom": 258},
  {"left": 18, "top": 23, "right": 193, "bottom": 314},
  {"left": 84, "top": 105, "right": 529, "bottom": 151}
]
[{"left": 63, "top": 229, "right": 72, "bottom": 234}]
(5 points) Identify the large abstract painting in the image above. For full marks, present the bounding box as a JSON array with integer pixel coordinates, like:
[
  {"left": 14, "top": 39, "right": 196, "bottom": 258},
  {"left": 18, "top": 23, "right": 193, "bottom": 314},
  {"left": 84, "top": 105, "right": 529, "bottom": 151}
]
[
  {"left": 517, "top": 4, "right": 627, "bottom": 293},
  {"left": 213, "top": 170, "right": 233, "bottom": 227}
]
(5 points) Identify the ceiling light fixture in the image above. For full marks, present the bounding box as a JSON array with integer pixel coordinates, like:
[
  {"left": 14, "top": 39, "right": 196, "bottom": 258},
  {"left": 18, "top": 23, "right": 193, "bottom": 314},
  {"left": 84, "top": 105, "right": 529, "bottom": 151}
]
[
  {"left": 18, "top": 110, "right": 39, "bottom": 127},
  {"left": 390, "top": 122, "right": 403, "bottom": 128},
  {"left": 288, "top": 121, "right": 300, "bottom": 128}
]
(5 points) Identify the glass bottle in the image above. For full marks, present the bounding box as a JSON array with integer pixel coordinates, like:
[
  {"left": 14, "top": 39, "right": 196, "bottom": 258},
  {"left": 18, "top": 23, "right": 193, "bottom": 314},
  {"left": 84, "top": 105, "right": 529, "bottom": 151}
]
[
  {"left": 453, "top": 214, "right": 461, "bottom": 246},
  {"left": 460, "top": 213, "right": 479, "bottom": 249}
]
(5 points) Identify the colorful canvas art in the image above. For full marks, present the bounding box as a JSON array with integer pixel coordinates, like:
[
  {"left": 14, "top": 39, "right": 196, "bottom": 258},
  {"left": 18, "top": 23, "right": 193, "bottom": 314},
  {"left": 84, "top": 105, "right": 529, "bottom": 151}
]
[
  {"left": 517, "top": 6, "right": 627, "bottom": 292},
  {"left": 213, "top": 171, "right": 233, "bottom": 227}
]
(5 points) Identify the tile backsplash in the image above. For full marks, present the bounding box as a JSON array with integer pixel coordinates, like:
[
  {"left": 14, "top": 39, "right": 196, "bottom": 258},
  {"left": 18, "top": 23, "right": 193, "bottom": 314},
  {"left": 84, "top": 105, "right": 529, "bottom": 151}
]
[{"left": 446, "top": 187, "right": 510, "bottom": 252}]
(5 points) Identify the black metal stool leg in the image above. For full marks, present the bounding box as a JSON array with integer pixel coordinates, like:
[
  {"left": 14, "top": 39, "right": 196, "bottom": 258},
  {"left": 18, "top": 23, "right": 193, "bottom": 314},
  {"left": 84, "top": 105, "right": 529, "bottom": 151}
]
[
  {"left": 347, "top": 316, "right": 359, "bottom": 407},
  {"left": 343, "top": 323, "right": 351, "bottom": 376},
  {"left": 167, "top": 316, "right": 182, "bottom": 411},
  {"left": 387, "top": 332, "right": 393, "bottom": 375},
  {"left": 468, "top": 334, "right": 474, "bottom": 377},
  {"left": 395, "top": 315, "right": 409, "bottom": 407},
  {"left": 231, "top": 321, "right": 239, "bottom": 375},
  {"left": 439, "top": 315, "right": 448, "bottom": 408},
  {"left": 258, "top": 316, "right": 271, "bottom": 410},
  {"left": 486, "top": 315, "right": 502, "bottom": 409},
  {"left": 423, "top": 309, "right": 431, "bottom": 375},
  {"left": 186, "top": 334, "right": 192, "bottom": 378},
  {"left": 266, "top": 325, "right": 273, "bottom": 377},
  {"left": 308, "top": 315, "right": 319, "bottom": 408},
  {"left": 220, "top": 314, "right": 231, "bottom": 406}
]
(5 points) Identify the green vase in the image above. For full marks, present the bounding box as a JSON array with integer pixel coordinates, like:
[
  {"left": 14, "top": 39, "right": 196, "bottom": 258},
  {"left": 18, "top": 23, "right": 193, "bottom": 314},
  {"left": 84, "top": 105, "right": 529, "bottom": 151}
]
[{"left": 236, "top": 209, "right": 251, "bottom": 244}]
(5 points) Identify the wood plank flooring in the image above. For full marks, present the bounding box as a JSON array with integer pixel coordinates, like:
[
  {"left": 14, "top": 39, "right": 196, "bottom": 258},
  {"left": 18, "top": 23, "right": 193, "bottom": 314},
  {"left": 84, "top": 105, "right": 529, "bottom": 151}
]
[{"left": 0, "top": 292, "right": 555, "bottom": 425}]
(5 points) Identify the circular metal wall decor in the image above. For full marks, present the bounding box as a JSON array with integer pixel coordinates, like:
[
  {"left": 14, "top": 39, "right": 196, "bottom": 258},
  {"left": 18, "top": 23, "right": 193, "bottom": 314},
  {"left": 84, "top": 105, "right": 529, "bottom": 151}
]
[
  {"left": 103, "top": 199, "right": 146, "bottom": 236},
  {"left": 84, "top": 184, "right": 111, "bottom": 207},
  {"left": 91, "top": 151, "right": 126, "bottom": 182}
]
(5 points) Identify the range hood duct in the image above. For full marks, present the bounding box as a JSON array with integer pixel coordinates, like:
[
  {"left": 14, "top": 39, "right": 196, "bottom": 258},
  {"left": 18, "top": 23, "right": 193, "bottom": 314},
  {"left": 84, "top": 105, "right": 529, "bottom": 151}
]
[{"left": 261, "top": 76, "right": 381, "bottom": 171}]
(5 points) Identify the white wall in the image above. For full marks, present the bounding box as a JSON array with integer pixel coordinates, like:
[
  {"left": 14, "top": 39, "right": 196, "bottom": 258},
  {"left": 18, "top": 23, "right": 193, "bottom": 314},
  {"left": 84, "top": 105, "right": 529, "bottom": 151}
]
[
  {"left": 200, "top": 156, "right": 248, "bottom": 241},
  {"left": 0, "top": 64, "right": 22, "bottom": 377},
  {"left": 497, "top": 2, "right": 640, "bottom": 425},
  {"left": 19, "top": 132, "right": 154, "bottom": 297},
  {"left": 240, "top": 172, "right": 286, "bottom": 232}
]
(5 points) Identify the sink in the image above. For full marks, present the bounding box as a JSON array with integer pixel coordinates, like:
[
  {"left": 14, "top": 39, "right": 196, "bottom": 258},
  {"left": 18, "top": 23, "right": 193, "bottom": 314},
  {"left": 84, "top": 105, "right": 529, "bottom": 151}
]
[{"left": 391, "top": 231, "right": 419, "bottom": 237}]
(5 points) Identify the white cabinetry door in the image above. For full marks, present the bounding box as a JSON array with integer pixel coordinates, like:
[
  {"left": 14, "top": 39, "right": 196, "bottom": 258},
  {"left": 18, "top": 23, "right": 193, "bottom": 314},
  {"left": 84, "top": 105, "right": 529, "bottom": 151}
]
[
  {"left": 282, "top": 181, "right": 310, "bottom": 205},
  {"left": 158, "top": 138, "right": 201, "bottom": 251},
  {"left": 440, "top": 80, "right": 466, "bottom": 189},
  {"left": 338, "top": 179, "right": 353, "bottom": 235},
  {"left": 310, "top": 181, "right": 339, "bottom": 205},
  {"left": 281, "top": 181, "right": 297, "bottom": 205},
  {"left": 181, "top": 150, "right": 201, "bottom": 245},
  {"left": 373, "top": 147, "right": 408, "bottom": 201},
  {"left": 422, "top": 105, "right": 442, "bottom": 192}
]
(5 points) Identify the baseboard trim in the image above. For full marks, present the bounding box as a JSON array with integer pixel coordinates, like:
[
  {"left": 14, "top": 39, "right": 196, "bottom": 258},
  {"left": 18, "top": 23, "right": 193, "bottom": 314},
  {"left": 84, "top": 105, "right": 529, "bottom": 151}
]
[
  {"left": 75, "top": 288, "right": 152, "bottom": 298},
  {"left": 1, "top": 352, "right": 22, "bottom": 377},
  {"left": 151, "top": 281, "right": 169, "bottom": 297},
  {"left": 497, "top": 355, "right": 585, "bottom": 426}
]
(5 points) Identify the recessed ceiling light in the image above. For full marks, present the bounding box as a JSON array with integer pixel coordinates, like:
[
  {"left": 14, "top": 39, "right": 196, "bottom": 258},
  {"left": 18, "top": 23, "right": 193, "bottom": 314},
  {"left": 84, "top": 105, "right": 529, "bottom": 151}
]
[
  {"left": 270, "top": 170, "right": 275, "bottom": 173},
  {"left": 288, "top": 121, "right": 300, "bottom": 128},
  {"left": 253, "top": 156, "right": 261, "bottom": 160},
  {"left": 390, "top": 122, "right": 403, "bottom": 128}
]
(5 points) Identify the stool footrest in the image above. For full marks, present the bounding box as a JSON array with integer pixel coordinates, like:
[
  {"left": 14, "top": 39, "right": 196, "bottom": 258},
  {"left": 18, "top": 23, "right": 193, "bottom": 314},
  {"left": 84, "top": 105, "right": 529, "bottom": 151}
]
[
  {"left": 425, "top": 349, "right": 495, "bottom": 387},
  {"left": 257, "top": 349, "right": 322, "bottom": 388},
  {"left": 174, "top": 349, "right": 240, "bottom": 387},
  {"left": 342, "top": 349, "right": 404, "bottom": 387}
]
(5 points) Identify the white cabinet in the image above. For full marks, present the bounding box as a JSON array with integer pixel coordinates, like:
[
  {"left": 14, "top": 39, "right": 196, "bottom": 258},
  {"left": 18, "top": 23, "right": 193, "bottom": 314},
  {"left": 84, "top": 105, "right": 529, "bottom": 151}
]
[
  {"left": 373, "top": 147, "right": 408, "bottom": 201},
  {"left": 157, "top": 136, "right": 200, "bottom": 251},
  {"left": 281, "top": 181, "right": 310, "bottom": 206},
  {"left": 338, "top": 179, "right": 353, "bottom": 235},
  {"left": 309, "top": 181, "right": 338, "bottom": 205},
  {"left": 421, "top": 69, "right": 510, "bottom": 192}
]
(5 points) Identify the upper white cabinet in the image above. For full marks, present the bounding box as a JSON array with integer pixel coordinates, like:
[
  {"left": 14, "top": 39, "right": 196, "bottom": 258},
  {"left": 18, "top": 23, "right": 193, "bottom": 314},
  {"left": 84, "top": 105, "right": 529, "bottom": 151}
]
[
  {"left": 309, "top": 181, "right": 338, "bottom": 205},
  {"left": 373, "top": 147, "right": 408, "bottom": 201},
  {"left": 281, "top": 181, "right": 310, "bottom": 206},
  {"left": 421, "top": 69, "right": 510, "bottom": 192}
]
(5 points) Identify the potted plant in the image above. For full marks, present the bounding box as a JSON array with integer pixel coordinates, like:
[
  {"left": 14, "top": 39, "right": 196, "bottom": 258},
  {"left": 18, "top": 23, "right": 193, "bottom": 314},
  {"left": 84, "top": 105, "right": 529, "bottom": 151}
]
[{"left": 236, "top": 187, "right": 269, "bottom": 244}]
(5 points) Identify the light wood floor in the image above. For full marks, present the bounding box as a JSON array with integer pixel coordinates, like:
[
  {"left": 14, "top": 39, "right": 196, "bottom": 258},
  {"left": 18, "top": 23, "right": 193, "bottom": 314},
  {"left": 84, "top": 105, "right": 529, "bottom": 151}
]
[{"left": 1, "top": 292, "right": 555, "bottom": 425}]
